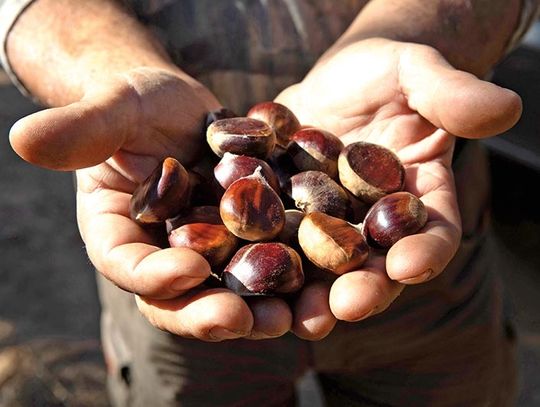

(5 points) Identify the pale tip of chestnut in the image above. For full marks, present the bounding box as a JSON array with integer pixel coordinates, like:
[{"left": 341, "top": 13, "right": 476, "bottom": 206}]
[
  {"left": 206, "top": 117, "right": 276, "bottom": 159},
  {"left": 338, "top": 142, "right": 405, "bottom": 204},
  {"left": 298, "top": 212, "right": 369, "bottom": 275}
]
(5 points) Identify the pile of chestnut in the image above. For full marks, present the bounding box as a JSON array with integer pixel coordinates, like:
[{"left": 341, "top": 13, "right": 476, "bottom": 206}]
[{"left": 129, "top": 102, "right": 427, "bottom": 297}]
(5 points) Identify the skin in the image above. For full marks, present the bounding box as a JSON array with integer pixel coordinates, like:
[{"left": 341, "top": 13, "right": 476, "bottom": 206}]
[{"left": 7, "top": 0, "right": 522, "bottom": 341}]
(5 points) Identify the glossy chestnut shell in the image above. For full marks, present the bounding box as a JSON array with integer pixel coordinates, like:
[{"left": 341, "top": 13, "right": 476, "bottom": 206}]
[
  {"left": 223, "top": 242, "right": 304, "bottom": 296},
  {"left": 286, "top": 170, "right": 349, "bottom": 219},
  {"left": 247, "top": 101, "right": 301, "bottom": 148},
  {"left": 287, "top": 128, "right": 344, "bottom": 178},
  {"left": 214, "top": 152, "right": 280, "bottom": 193},
  {"left": 362, "top": 191, "right": 428, "bottom": 249},
  {"left": 338, "top": 142, "right": 405, "bottom": 204},
  {"left": 219, "top": 168, "right": 285, "bottom": 241},
  {"left": 129, "top": 157, "right": 190, "bottom": 225}
]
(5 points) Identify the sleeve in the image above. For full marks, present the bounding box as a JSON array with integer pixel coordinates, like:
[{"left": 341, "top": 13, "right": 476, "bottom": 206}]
[{"left": 0, "top": 0, "right": 36, "bottom": 96}]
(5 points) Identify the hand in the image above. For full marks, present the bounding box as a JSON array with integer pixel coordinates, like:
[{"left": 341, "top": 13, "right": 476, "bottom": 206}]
[
  {"left": 276, "top": 38, "right": 522, "bottom": 334},
  {"left": 9, "top": 67, "right": 319, "bottom": 341}
]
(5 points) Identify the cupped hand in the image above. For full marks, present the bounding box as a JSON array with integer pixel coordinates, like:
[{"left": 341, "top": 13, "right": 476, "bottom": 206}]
[
  {"left": 9, "top": 67, "right": 305, "bottom": 341},
  {"left": 276, "top": 38, "right": 522, "bottom": 334}
]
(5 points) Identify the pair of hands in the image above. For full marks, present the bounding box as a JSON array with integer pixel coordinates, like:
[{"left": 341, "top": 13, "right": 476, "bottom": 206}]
[{"left": 9, "top": 38, "right": 521, "bottom": 341}]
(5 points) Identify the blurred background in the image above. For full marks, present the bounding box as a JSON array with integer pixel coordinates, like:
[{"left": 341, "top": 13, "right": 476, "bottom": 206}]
[{"left": 1, "top": 26, "right": 540, "bottom": 407}]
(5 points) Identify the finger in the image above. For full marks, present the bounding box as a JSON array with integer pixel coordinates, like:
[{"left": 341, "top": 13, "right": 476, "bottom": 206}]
[
  {"left": 245, "top": 297, "right": 292, "bottom": 340},
  {"left": 291, "top": 281, "right": 337, "bottom": 340},
  {"left": 329, "top": 256, "right": 404, "bottom": 322},
  {"left": 399, "top": 44, "right": 522, "bottom": 139},
  {"left": 9, "top": 82, "right": 138, "bottom": 171},
  {"left": 136, "top": 288, "right": 254, "bottom": 341},
  {"left": 386, "top": 162, "right": 462, "bottom": 283},
  {"left": 79, "top": 189, "right": 210, "bottom": 299}
]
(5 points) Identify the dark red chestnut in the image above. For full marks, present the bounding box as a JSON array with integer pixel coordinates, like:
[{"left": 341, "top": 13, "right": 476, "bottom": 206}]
[
  {"left": 214, "top": 152, "right": 280, "bottom": 193},
  {"left": 338, "top": 142, "right": 405, "bottom": 204},
  {"left": 286, "top": 170, "right": 349, "bottom": 219},
  {"left": 287, "top": 128, "right": 344, "bottom": 178},
  {"left": 168, "top": 223, "right": 239, "bottom": 268},
  {"left": 223, "top": 242, "right": 304, "bottom": 296},
  {"left": 130, "top": 157, "right": 190, "bottom": 225},
  {"left": 268, "top": 145, "right": 300, "bottom": 192},
  {"left": 298, "top": 212, "right": 369, "bottom": 275},
  {"left": 166, "top": 206, "right": 222, "bottom": 233},
  {"left": 362, "top": 191, "right": 428, "bottom": 249},
  {"left": 206, "top": 117, "right": 276, "bottom": 159},
  {"left": 220, "top": 168, "right": 285, "bottom": 241},
  {"left": 277, "top": 209, "right": 305, "bottom": 248},
  {"left": 246, "top": 101, "right": 301, "bottom": 148}
]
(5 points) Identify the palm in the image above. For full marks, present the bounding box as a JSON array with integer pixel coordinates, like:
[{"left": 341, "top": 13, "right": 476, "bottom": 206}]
[{"left": 276, "top": 38, "right": 519, "bottom": 321}]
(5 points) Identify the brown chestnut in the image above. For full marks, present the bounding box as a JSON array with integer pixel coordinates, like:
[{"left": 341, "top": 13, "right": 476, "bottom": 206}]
[
  {"left": 338, "top": 142, "right": 405, "bottom": 204},
  {"left": 214, "top": 152, "right": 280, "bottom": 193},
  {"left": 298, "top": 212, "right": 369, "bottom": 275},
  {"left": 287, "top": 128, "right": 344, "bottom": 178},
  {"left": 362, "top": 191, "right": 428, "bottom": 249},
  {"left": 129, "top": 157, "right": 190, "bottom": 225},
  {"left": 206, "top": 117, "right": 276, "bottom": 159},
  {"left": 220, "top": 168, "right": 285, "bottom": 241},
  {"left": 223, "top": 242, "right": 304, "bottom": 296},
  {"left": 286, "top": 170, "right": 349, "bottom": 219},
  {"left": 246, "top": 101, "right": 301, "bottom": 148},
  {"left": 168, "top": 223, "right": 238, "bottom": 268},
  {"left": 166, "top": 206, "right": 222, "bottom": 233}
]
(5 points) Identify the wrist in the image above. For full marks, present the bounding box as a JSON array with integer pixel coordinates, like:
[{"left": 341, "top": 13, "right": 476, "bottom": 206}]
[
  {"left": 4, "top": 0, "right": 185, "bottom": 106},
  {"left": 324, "top": 0, "right": 523, "bottom": 76}
]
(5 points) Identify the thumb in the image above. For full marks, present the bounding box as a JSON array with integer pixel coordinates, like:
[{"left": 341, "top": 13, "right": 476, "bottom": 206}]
[
  {"left": 9, "top": 84, "right": 139, "bottom": 171},
  {"left": 399, "top": 44, "right": 522, "bottom": 139}
]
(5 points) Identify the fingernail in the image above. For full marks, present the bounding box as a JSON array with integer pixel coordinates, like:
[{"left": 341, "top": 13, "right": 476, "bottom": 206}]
[
  {"left": 247, "top": 331, "right": 282, "bottom": 340},
  {"left": 351, "top": 308, "right": 376, "bottom": 322},
  {"left": 209, "top": 327, "right": 247, "bottom": 341},
  {"left": 170, "top": 276, "right": 201, "bottom": 292},
  {"left": 399, "top": 268, "right": 434, "bottom": 284}
]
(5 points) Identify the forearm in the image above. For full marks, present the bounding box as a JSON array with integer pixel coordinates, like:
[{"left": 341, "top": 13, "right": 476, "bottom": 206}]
[
  {"left": 325, "top": 0, "right": 523, "bottom": 76},
  {"left": 5, "top": 0, "right": 187, "bottom": 106}
]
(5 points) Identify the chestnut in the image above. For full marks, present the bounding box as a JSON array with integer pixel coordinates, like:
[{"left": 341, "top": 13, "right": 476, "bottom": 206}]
[
  {"left": 298, "top": 212, "right": 369, "bottom": 275},
  {"left": 338, "top": 142, "right": 405, "bottom": 204},
  {"left": 286, "top": 171, "right": 349, "bottom": 219},
  {"left": 287, "top": 128, "right": 344, "bottom": 178},
  {"left": 219, "top": 168, "right": 285, "bottom": 241},
  {"left": 246, "top": 101, "right": 301, "bottom": 148},
  {"left": 168, "top": 223, "right": 239, "bottom": 268},
  {"left": 206, "top": 117, "right": 276, "bottom": 159},
  {"left": 277, "top": 209, "right": 305, "bottom": 248},
  {"left": 268, "top": 145, "right": 300, "bottom": 192},
  {"left": 166, "top": 206, "right": 222, "bottom": 233},
  {"left": 129, "top": 157, "right": 190, "bottom": 225},
  {"left": 362, "top": 191, "right": 428, "bottom": 249},
  {"left": 213, "top": 152, "right": 280, "bottom": 193},
  {"left": 223, "top": 242, "right": 304, "bottom": 296}
]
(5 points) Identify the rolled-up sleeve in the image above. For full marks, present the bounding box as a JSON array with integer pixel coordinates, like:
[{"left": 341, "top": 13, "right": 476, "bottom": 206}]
[{"left": 0, "top": 0, "right": 36, "bottom": 95}]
